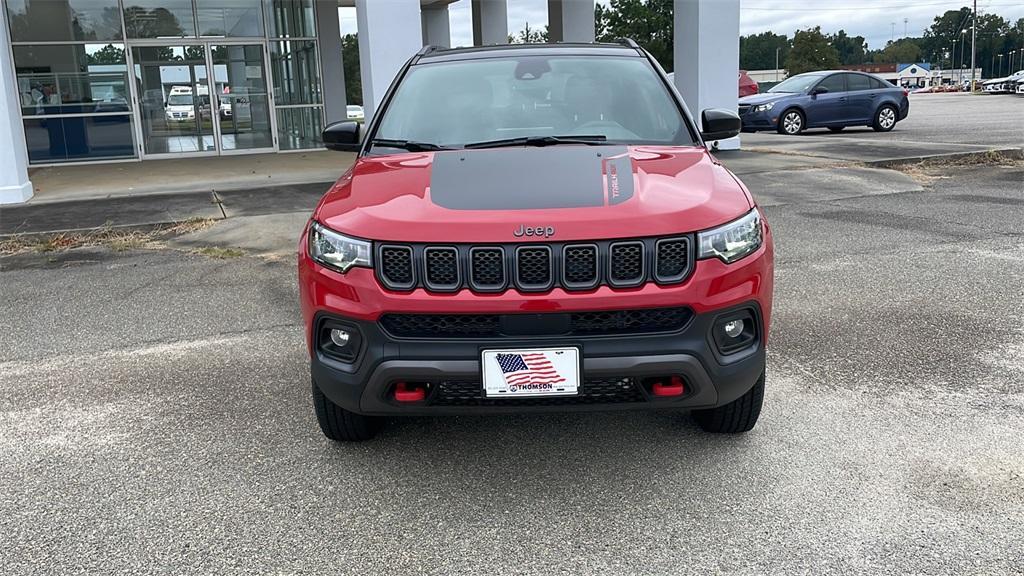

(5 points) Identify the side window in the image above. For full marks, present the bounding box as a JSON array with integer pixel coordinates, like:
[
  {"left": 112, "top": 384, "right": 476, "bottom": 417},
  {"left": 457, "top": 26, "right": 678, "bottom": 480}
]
[
  {"left": 817, "top": 74, "right": 846, "bottom": 94},
  {"left": 847, "top": 74, "right": 872, "bottom": 91},
  {"left": 871, "top": 77, "right": 890, "bottom": 89}
]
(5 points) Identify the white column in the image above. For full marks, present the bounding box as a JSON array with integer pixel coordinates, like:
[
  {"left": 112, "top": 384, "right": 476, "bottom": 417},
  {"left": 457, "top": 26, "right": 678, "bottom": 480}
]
[
  {"left": 547, "top": 0, "right": 594, "bottom": 43},
  {"left": 673, "top": 0, "right": 740, "bottom": 150},
  {"left": 471, "top": 0, "right": 507, "bottom": 46},
  {"left": 1, "top": 7, "right": 33, "bottom": 204},
  {"left": 316, "top": 0, "right": 346, "bottom": 124},
  {"left": 421, "top": 4, "right": 451, "bottom": 48},
  {"left": 355, "top": 0, "right": 422, "bottom": 122}
]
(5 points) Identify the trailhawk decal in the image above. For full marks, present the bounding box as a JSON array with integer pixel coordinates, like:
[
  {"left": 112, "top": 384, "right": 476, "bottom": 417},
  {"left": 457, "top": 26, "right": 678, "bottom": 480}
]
[{"left": 428, "top": 146, "right": 632, "bottom": 210}]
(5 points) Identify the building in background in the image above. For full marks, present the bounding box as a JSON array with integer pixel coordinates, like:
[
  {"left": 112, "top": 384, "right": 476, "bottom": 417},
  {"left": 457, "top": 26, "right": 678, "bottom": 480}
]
[{"left": 1, "top": 0, "right": 740, "bottom": 204}]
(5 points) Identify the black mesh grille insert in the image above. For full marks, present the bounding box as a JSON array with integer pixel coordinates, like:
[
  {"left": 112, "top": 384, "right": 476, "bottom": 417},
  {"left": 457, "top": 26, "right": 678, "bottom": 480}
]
[
  {"left": 470, "top": 248, "right": 505, "bottom": 289},
  {"left": 379, "top": 246, "right": 414, "bottom": 289},
  {"left": 656, "top": 238, "right": 689, "bottom": 281},
  {"left": 431, "top": 378, "right": 644, "bottom": 406},
  {"left": 516, "top": 246, "right": 552, "bottom": 289},
  {"left": 380, "top": 313, "right": 501, "bottom": 337},
  {"left": 563, "top": 244, "right": 598, "bottom": 287},
  {"left": 379, "top": 307, "right": 692, "bottom": 338},
  {"left": 610, "top": 242, "right": 644, "bottom": 285},
  {"left": 424, "top": 247, "right": 459, "bottom": 289}
]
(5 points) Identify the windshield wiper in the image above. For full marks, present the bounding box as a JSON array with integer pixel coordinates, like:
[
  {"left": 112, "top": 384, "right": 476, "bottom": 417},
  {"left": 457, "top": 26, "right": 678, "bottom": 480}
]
[
  {"left": 370, "top": 138, "right": 452, "bottom": 152},
  {"left": 463, "top": 135, "right": 608, "bottom": 149}
]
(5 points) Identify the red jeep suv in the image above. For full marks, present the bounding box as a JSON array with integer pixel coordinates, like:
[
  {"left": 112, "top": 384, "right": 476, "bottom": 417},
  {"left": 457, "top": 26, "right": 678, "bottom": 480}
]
[{"left": 298, "top": 41, "right": 774, "bottom": 441}]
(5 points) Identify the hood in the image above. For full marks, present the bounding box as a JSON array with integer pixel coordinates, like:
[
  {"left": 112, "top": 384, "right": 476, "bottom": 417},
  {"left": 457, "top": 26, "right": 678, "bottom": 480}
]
[
  {"left": 739, "top": 92, "right": 794, "bottom": 105},
  {"left": 315, "top": 146, "right": 753, "bottom": 243}
]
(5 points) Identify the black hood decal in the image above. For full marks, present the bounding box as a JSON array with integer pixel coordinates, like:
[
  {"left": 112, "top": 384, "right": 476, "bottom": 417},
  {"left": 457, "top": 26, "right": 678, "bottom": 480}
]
[{"left": 430, "top": 146, "right": 630, "bottom": 210}]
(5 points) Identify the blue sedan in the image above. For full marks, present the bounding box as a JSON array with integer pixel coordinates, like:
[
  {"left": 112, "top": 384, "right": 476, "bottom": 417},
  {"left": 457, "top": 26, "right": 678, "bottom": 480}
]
[{"left": 738, "top": 71, "right": 910, "bottom": 135}]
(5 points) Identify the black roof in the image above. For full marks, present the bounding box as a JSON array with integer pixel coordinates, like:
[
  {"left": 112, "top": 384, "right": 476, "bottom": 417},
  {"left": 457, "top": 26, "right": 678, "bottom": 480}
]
[{"left": 415, "top": 40, "right": 642, "bottom": 64}]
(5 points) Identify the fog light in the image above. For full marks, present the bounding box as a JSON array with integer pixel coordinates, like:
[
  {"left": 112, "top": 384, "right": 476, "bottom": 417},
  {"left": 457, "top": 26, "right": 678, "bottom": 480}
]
[
  {"left": 724, "top": 319, "right": 744, "bottom": 338},
  {"left": 329, "top": 329, "right": 350, "bottom": 347}
]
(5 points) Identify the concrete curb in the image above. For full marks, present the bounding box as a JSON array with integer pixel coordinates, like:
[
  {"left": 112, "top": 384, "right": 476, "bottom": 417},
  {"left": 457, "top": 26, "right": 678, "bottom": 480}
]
[{"left": 863, "top": 148, "right": 1024, "bottom": 169}]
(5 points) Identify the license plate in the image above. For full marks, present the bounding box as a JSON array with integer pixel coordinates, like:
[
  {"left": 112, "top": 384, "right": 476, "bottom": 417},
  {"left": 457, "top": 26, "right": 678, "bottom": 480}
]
[{"left": 481, "top": 347, "right": 580, "bottom": 398}]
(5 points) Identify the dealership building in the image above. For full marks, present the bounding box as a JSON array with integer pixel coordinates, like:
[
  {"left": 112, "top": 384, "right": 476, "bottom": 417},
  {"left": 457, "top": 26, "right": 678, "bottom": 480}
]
[{"left": 1, "top": 0, "right": 740, "bottom": 204}]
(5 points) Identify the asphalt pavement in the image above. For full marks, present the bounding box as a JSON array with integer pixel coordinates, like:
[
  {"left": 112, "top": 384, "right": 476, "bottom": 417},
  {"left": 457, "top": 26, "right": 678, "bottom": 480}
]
[{"left": 2, "top": 159, "right": 1022, "bottom": 575}]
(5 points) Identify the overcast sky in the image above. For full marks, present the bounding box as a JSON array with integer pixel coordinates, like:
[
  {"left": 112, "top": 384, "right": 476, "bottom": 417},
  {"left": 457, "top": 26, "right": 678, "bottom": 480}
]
[{"left": 339, "top": 1, "right": 1024, "bottom": 53}]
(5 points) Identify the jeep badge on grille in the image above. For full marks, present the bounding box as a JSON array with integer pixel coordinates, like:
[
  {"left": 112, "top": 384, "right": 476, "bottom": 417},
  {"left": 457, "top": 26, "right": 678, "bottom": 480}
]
[{"left": 513, "top": 225, "right": 555, "bottom": 238}]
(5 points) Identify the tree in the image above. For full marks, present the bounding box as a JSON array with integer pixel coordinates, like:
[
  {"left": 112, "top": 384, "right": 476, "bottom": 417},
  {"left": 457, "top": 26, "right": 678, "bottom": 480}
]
[
  {"left": 827, "top": 30, "right": 868, "bottom": 65},
  {"left": 873, "top": 39, "right": 922, "bottom": 63},
  {"left": 785, "top": 27, "right": 840, "bottom": 75},
  {"left": 595, "top": 0, "right": 674, "bottom": 71},
  {"left": 87, "top": 44, "right": 125, "bottom": 65},
  {"left": 740, "top": 31, "right": 789, "bottom": 70},
  {"left": 509, "top": 22, "right": 548, "bottom": 44},
  {"left": 342, "top": 34, "right": 361, "bottom": 106}
]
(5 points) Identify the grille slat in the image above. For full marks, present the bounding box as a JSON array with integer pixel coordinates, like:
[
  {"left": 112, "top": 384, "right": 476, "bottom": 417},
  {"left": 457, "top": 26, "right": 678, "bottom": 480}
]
[
  {"left": 373, "top": 235, "right": 691, "bottom": 293},
  {"left": 380, "top": 307, "right": 693, "bottom": 339},
  {"left": 424, "top": 247, "right": 460, "bottom": 290},
  {"left": 378, "top": 245, "right": 415, "bottom": 290},
  {"left": 516, "top": 246, "right": 553, "bottom": 291},
  {"left": 609, "top": 241, "right": 645, "bottom": 286},
  {"left": 432, "top": 378, "right": 644, "bottom": 407},
  {"left": 470, "top": 247, "right": 505, "bottom": 290}
]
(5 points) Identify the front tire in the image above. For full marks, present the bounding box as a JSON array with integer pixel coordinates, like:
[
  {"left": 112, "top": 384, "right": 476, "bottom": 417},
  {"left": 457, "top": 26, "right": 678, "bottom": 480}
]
[
  {"left": 777, "top": 109, "right": 804, "bottom": 135},
  {"left": 312, "top": 377, "right": 382, "bottom": 441},
  {"left": 872, "top": 104, "right": 898, "bottom": 132},
  {"left": 693, "top": 372, "right": 765, "bottom": 433}
]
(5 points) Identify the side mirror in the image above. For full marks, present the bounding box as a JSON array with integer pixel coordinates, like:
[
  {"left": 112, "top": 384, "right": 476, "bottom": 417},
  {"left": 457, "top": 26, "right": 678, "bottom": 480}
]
[
  {"left": 811, "top": 86, "right": 829, "bottom": 95},
  {"left": 322, "top": 121, "right": 361, "bottom": 152},
  {"left": 700, "top": 108, "right": 741, "bottom": 143}
]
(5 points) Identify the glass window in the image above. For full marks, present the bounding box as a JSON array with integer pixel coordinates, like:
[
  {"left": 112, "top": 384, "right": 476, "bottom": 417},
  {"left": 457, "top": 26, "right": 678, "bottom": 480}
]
[
  {"left": 374, "top": 55, "right": 694, "bottom": 148},
  {"left": 768, "top": 73, "right": 826, "bottom": 93},
  {"left": 270, "top": 40, "right": 321, "bottom": 105},
  {"left": 277, "top": 106, "right": 322, "bottom": 150},
  {"left": 267, "top": 0, "right": 315, "bottom": 38},
  {"left": 197, "top": 0, "right": 263, "bottom": 37},
  {"left": 14, "top": 44, "right": 129, "bottom": 116},
  {"left": 6, "top": 0, "right": 122, "bottom": 42},
  {"left": 23, "top": 115, "right": 136, "bottom": 162},
  {"left": 847, "top": 74, "right": 872, "bottom": 91},
  {"left": 817, "top": 74, "right": 846, "bottom": 93},
  {"left": 871, "top": 77, "right": 891, "bottom": 89},
  {"left": 123, "top": 0, "right": 195, "bottom": 38}
]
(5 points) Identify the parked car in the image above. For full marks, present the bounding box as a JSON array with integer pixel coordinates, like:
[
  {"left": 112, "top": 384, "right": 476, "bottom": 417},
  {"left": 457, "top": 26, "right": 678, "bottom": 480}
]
[
  {"left": 666, "top": 71, "right": 759, "bottom": 98},
  {"left": 346, "top": 104, "right": 364, "bottom": 121},
  {"left": 737, "top": 70, "right": 909, "bottom": 135},
  {"left": 738, "top": 70, "right": 758, "bottom": 97},
  {"left": 301, "top": 41, "right": 772, "bottom": 441}
]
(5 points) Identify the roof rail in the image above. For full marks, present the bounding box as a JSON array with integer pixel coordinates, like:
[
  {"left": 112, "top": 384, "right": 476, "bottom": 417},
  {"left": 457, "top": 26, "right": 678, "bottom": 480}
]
[
  {"left": 615, "top": 38, "right": 640, "bottom": 49},
  {"left": 412, "top": 44, "right": 438, "bottom": 64}
]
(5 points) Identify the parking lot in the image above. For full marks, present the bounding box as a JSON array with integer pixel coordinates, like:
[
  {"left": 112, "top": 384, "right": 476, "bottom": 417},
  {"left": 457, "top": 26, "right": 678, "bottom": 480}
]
[{"left": 3, "top": 145, "right": 1023, "bottom": 574}]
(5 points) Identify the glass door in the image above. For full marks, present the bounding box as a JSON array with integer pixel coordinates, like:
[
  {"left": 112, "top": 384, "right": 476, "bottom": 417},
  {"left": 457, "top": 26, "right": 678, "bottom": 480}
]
[
  {"left": 209, "top": 44, "right": 274, "bottom": 153},
  {"left": 133, "top": 44, "right": 217, "bottom": 156},
  {"left": 132, "top": 42, "right": 275, "bottom": 157}
]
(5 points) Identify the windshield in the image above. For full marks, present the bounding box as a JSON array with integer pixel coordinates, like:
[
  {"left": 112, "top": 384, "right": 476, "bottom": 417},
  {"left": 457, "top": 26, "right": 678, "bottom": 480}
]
[
  {"left": 768, "top": 73, "right": 825, "bottom": 94},
  {"left": 373, "top": 55, "right": 694, "bottom": 149},
  {"left": 167, "top": 94, "right": 193, "bottom": 106}
]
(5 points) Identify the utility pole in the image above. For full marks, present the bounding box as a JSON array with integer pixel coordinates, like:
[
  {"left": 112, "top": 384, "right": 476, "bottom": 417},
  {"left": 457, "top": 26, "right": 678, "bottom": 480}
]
[
  {"left": 891, "top": 22, "right": 895, "bottom": 44},
  {"left": 775, "top": 46, "right": 780, "bottom": 81},
  {"left": 970, "top": 0, "right": 977, "bottom": 91}
]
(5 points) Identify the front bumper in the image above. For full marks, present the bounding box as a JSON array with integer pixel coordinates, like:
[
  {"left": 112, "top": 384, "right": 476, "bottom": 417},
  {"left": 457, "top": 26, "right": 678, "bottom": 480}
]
[
  {"left": 739, "top": 108, "right": 776, "bottom": 132},
  {"left": 299, "top": 225, "right": 774, "bottom": 416}
]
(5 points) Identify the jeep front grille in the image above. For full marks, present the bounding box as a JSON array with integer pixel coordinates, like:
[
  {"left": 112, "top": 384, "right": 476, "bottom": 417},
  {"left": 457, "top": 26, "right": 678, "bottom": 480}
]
[
  {"left": 431, "top": 377, "right": 645, "bottom": 407},
  {"left": 374, "top": 236, "right": 692, "bottom": 294}
]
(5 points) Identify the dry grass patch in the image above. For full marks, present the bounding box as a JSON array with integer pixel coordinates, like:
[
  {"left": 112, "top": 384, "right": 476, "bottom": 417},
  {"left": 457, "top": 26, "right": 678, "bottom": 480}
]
[
  {"left": 892, "top": 152, "right": 1022, "bottom": 185},
  {"left": 0, "top": 218, "right": 216, "bottom": 256}
]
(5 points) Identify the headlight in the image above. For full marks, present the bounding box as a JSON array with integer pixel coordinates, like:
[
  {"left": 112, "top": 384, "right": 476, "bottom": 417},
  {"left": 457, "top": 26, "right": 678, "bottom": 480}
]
[
  {"left": 753, "top": 102, "right": 775, "bottom": 112},
  {"left": 308, "top": 222, "right": 372, "bottom": 273},
  {"left": 698, "top": 209, "right": 763, "bottom": 264}
]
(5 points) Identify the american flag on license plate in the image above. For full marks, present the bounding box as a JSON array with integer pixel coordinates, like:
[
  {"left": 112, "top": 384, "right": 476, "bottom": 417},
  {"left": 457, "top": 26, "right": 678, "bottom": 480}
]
[{"left": 495, "top": 352, "right": 565, "bottom": 389}]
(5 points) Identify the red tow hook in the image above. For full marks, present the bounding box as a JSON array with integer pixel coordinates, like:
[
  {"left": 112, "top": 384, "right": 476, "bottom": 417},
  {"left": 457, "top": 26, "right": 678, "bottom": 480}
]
[
  {"left": 652, "top": 376, "right": 686, "bottom": 397},
  {"left": 394, "top": 382, "right": 426, "bottom": 403}
]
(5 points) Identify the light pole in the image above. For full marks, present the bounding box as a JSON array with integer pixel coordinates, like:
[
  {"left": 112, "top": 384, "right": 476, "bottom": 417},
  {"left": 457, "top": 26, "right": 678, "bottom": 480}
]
[
  {"left": 952, "top": 39, "right": 958, "bottom": 85},
  {"left": 997, "top": 53, "right": 1004, "bottom": 77},
  {"left": 775, "top": 46, "right": 780, "bottom": 81},
  {"left": 959, "top": 29, "right": 967, "bottom": 85},
  {"left": 970, "top": 1, "right": 977, "bottom": 91}
]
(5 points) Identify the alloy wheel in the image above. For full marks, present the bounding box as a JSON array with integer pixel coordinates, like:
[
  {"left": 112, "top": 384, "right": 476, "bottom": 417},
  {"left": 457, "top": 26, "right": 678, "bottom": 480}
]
[{"left": 783, "top": 111, "right": 802, "bottom": 134}]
